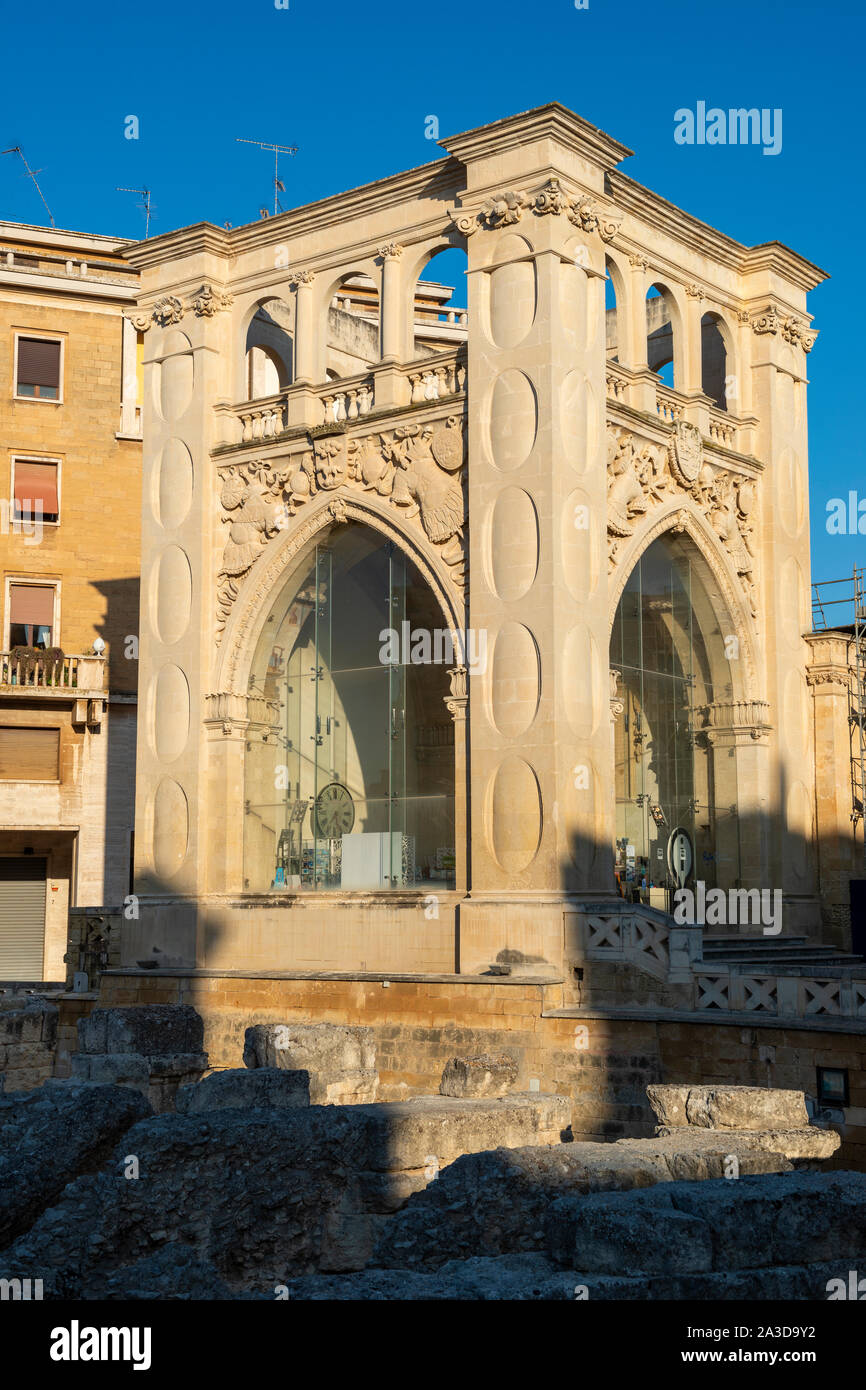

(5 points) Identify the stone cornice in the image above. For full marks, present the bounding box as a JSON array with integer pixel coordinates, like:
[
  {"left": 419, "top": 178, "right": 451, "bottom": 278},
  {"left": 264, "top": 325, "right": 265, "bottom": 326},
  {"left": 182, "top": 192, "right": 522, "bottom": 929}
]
[
  {"left": 439, "top": 102, "right": 633, "bottom": 171},
  {"left": 607, "top": 172, "right": 829, "bottom": 292},
  {"left": 125, "top": 158, "right": 466, "bottom": 273}
]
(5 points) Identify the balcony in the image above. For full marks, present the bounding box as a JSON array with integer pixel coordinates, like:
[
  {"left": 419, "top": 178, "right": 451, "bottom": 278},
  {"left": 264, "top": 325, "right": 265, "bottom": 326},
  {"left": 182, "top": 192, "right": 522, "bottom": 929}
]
[{"left": 0, "top": 652, "right": 105, "bottom": 699}]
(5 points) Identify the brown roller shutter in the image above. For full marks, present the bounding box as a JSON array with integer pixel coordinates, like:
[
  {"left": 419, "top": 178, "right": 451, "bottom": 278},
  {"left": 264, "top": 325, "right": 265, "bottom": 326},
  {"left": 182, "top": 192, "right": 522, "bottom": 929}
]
[
  {"left": 0, "top": 857, "right": 46, "bottom": 981},
  {"left": 0, "top": 728, "right": 60, "bottom": 781},
  {"left": 17, "top": 338, "right": 61, "bottom": 388},
  {"left": 10, "top": 585, "right": 55, "bottom": 626},
  {"left": 14, "top": 462, "right": 59, "bottom": 519}
]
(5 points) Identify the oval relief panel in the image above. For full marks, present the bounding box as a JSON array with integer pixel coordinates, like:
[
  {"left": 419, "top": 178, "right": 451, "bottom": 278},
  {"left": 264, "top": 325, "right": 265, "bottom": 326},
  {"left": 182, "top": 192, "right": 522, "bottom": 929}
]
[
  {"left": 487, "top": 369, "right": 537, "bottom": 472},
  {"left": 560, "top": 369, "right": 598, "bottom": 474},
  {"left": 487, "top": 756, "right": 542, "bottom": 875},
  {"left": 155, "top": 438, "right": 194, "bottom": 530},
  {"left": 158, "top": 330, "right": 194, "bottom": 423},
  {"left": 562, "top": 624, "right": 603, "bottom": 740},
  {"left": 489, "top": 622, "right": 541, "bottom": 739},
  {"left": 152, "top": 663, "right": 190, "bottom": 763},
  {"left": 488, "top": 234, "right": 536, "bottom": 349},
  {"left": 560, "top": 487, "right": 600, "bottom": 603},
  {"left": 488, "top": 488, "right": 538, "bottom": 601},
  {"left": 152, "top": 777, "right": 189, "bottom": 881},
  {"left": 153, "top": 545, "right": 193, "bottom": 646}
]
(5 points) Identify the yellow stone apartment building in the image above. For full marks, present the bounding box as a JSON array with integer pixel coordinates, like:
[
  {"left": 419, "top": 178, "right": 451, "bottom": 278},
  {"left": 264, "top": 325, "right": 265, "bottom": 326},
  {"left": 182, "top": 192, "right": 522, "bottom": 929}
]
[{"left": 0, "top": 221, "right": 141, "bottom": 981}]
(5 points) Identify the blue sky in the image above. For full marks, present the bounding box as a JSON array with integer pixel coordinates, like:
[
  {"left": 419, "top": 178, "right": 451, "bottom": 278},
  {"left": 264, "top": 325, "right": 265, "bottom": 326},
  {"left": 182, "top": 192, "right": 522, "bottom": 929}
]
[{"left": 2, "top": 0, "right": 861, "bottom": 587}]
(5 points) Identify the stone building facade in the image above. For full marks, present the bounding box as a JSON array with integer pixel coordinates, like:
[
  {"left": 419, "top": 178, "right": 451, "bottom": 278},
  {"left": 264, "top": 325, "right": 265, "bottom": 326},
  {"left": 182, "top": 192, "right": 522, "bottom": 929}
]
[
  {"left": 124, "top": 102, "right": 844, "bottom": 989},
  {"left": 0, "top": 221, "right": 141, "bottom": 980}
]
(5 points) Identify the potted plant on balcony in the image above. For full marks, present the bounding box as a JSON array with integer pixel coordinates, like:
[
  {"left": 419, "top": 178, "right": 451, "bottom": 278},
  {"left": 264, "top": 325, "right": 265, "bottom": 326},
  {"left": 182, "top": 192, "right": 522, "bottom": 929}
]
[{"left": 10, "top": 645, "right": 65, "bottom": 686}]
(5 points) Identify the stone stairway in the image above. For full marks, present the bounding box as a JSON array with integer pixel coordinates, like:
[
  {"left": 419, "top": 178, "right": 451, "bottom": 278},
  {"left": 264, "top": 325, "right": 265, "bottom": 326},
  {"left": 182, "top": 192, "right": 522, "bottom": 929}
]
[{"left": 700, "top": 934, "right": 866, "bottom": 975}]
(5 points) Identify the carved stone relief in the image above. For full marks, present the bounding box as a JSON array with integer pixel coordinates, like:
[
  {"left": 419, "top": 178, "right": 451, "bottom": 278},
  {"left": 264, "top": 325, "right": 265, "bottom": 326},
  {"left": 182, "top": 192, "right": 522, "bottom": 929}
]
[
  {"left": 215, "top": 416, "right": 467, "bottom": 636},
  {"left": 606, "top": 423, "right": 758, "bottom": 618},
  {"left": 450, "top": 177, "right": 622, "bottom": 243}
]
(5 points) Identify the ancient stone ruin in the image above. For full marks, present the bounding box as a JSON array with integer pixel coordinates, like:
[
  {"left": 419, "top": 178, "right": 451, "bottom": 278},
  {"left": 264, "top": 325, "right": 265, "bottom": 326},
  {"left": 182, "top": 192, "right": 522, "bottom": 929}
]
[{"left": 0, "top": 1006, "right": 858, "bottom": 1300}]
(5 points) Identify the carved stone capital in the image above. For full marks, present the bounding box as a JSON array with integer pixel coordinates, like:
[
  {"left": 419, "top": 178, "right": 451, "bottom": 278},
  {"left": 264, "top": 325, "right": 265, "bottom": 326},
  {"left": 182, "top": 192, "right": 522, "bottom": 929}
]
[
  {"left": 152, "top": 295, "right": 184, "bottom": 326},
  {"left": 378, "top": 241, "right": 404, "bottom": 261},
  {"left": 125, "top": 310, "right": 152, "bottom": 333},
  {"left": 291, "top": 268, "right": 316, "bottom": 287},
  {"left": 188, "top": 282, "right": 233, "bottom": 317}
]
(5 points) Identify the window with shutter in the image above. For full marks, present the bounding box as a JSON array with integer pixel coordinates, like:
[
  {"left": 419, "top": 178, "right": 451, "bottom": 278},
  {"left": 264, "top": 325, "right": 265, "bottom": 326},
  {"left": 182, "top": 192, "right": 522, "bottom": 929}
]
[
  {"left": 0, "top": 728, "right": 61, "bottom": 781},
  {"left": 12, "top": 460, "right": 59, "bottom": 524},
  {"left": 16, "top": 337, "right": 62, "bottom": 399},
  {"left": 9, "top": 583, "right": 56, "bottom": 648}
]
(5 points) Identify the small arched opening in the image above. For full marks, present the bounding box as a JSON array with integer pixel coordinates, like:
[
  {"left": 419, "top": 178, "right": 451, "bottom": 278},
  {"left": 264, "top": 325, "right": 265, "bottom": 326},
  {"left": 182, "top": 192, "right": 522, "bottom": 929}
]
[
  {"left": 646, "top": 283, "right": 678, "bottom": 387},
  {"left": 245, "top": 298, "right": 293, "bottom": 398},
  {"left": 412, "top": 246, "right": 468, "bottom": 359},
  {"left": 701, "top": 311, "right": 729, "bottom": 411}
]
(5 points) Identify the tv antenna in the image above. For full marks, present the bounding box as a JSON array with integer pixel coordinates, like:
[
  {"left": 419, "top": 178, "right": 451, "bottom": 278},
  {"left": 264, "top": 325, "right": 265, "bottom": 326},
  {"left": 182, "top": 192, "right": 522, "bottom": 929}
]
[
  {"left": 236, "top": 137, "right": 298, "bottom": 216},
  {"left": 1, "top": 145, "right": 54, "bottom": 226},
  {"left": 116, "top": 186, "right": 153, "bottom": 238}
]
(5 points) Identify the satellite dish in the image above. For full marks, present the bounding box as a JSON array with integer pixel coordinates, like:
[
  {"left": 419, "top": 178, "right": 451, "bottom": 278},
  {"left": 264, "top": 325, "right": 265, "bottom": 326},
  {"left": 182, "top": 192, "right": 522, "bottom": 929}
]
[{"left": 666, "top": 826, "right": 693, "bottom": 889}]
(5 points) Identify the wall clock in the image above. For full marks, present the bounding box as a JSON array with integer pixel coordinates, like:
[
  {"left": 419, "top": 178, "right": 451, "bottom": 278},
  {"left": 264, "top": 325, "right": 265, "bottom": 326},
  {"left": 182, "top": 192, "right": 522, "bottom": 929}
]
[{"left": 313, "top": 782, "right": 355, "bottom": 838}]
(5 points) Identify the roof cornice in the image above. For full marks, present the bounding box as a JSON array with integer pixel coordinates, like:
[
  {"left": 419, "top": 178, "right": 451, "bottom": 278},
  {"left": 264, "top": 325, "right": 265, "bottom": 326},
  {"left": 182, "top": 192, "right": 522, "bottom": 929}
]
[
  {"left": 124, "top": 156, "right": 466, "bottom": 270},
  {"left": 440, "top": 102, "right": 633, "bottom": 170},
  {"left": 608, "top": 171, "right": 829, "bottom": 290}
]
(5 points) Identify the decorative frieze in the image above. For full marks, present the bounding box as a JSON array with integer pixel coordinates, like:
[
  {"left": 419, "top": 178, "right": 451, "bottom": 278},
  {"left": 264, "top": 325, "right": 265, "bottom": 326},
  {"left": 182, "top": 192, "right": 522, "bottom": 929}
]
[
  {"left": 750, "top": 302, "right": 818, "bottom": 352},
  {"left": 450, "top": 176, "right": 622, "bottom": 243},
  {"left": 127, "top": 282, "right": 233, "bottom": 331},
  {"left": 606, "top": 423, "right": 758, "bottom": 617},
  {"left": 215, "top": 416, "right": 467, "bottom": 636}
]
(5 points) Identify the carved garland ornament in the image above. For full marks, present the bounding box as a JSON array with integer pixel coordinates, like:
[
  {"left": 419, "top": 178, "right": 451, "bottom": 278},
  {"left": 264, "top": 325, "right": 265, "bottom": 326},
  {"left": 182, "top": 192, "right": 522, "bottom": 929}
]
[
  {"left": 606, "top": 422, "right": 759, "bottom": 618},
  {"left": 750, "top": 302, "right": 817, "bottom": 352},
  {"left": 128, "top": 282, "right": 233, "bottom": 331},
  {"left": 215, "top": 416, "right": 467, "bottom": 636},
  {"left": 450, "top": 176, "right": 623, "bottom": 242}
]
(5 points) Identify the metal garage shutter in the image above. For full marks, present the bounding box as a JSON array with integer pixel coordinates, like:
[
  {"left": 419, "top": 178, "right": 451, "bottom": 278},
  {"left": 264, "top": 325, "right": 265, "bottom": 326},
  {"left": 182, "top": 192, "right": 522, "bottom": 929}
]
[{"left": 0, "top": 857, "right": 46, "bottom": 981}]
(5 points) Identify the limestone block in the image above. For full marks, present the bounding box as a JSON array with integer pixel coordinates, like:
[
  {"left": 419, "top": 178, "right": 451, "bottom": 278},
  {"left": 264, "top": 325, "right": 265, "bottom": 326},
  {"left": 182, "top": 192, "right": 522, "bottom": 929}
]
[
  {"left": 547, "top": 1188, "right": 714, "bottom": 1275},
  {"left": 78, "top": 1005, "right": 204, "bottom": 1058},
  {"left": 654, "top": 1124, "right": 840, "bottom": 1163},
  {"left": 647, "top": 1084, "right": 810, "bottom": 1131},
  {"left": 440, "top": 1054, "right": 518, "bottom": 1098},
  {"left": 243, "top": 1023, "right": 378, "bottom": 1104},
  {"left": 669, "top": 1171, "right": 866, "bottom": 1270},
  {"left": 70, "top": 1053, "right": 151, "bottom": 1090},
  {"left": 0, "top": 998, "right": 58, "bottom": 1047},
  {"left": 176, "top": 1068, "right": 311, "bottom": 1114}
]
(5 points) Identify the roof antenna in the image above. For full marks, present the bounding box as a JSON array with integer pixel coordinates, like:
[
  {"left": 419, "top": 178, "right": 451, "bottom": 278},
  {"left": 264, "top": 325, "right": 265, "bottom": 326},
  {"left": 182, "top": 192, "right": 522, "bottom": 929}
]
[
  {"left": 236, "top": 137, "right": 298, "bottom": 217},
  {"left": 1, "top": 145, "right": 55, "bottom": 226},
  {"left": 116, "top": 186, "right": 153, "bottom": 238}
]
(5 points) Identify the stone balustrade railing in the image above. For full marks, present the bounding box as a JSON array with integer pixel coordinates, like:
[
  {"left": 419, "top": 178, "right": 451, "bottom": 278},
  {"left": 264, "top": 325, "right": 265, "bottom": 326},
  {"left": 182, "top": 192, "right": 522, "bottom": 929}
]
[
  {"left": 605, "top": 365, "right": 629, "bottom": 404},
  {"left": 405, "top": 349, "right": 467, "bottom": 405},
  {"left": 695, "top": 971, "right": 866, "bottom": 1020},
  {"left": 319, "top": 374, "right": 375, "bottom": 424},
  {"left": 578, "top": 899, "right": 866, "bottom": 1023},
  {"left": 655, "top": 386, "right": 684, "bottom": 423},
  {"left": 708, "top": 407, "right": 735, "bottom": 448},
  {"left": 0, "top": 652, "right": 105, "bottom": 693},
  {"left": 237, "top": 395, "right": 286, "bottom": 442}
]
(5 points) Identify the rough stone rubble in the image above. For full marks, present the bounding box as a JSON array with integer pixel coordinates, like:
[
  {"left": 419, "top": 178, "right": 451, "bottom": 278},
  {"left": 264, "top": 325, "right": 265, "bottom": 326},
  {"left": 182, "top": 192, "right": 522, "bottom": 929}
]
[{"left": 0, "top": 1008, "right": 855, "bottom": 1300}]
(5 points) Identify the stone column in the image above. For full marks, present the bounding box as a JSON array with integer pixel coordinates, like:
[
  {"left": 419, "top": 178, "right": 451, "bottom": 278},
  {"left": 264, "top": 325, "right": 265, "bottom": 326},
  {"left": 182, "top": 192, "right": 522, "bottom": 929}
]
[
  {"left": 748, "top": 299, "right": 822, "bottom": 930},
  {"left": 287, "top": 268, "right": 319, "bottom": 428},
  {"left": 806, "top": 631, "right": 860, "bottom": 949},
  {"left": 445, "top": 665, "right": 469, "bottom": 895},
  {"left": 449, "top": 164, "right": 620, "bottom": 981},
  {"left": 132, "top": 281, "right": 234, "bottom": 967},
  {"left": 118, "top": 313, "right": 141, "bottom": 437},
  {"left": 375, "top": 242, "right": 408, "bottom": 410}
]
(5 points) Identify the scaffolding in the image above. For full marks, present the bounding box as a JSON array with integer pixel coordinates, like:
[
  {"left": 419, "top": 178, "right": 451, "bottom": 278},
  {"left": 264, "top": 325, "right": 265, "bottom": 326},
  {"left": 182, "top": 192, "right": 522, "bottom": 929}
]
[{"left": 812, "top": 567, "right": 866, "bottom": 865}]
